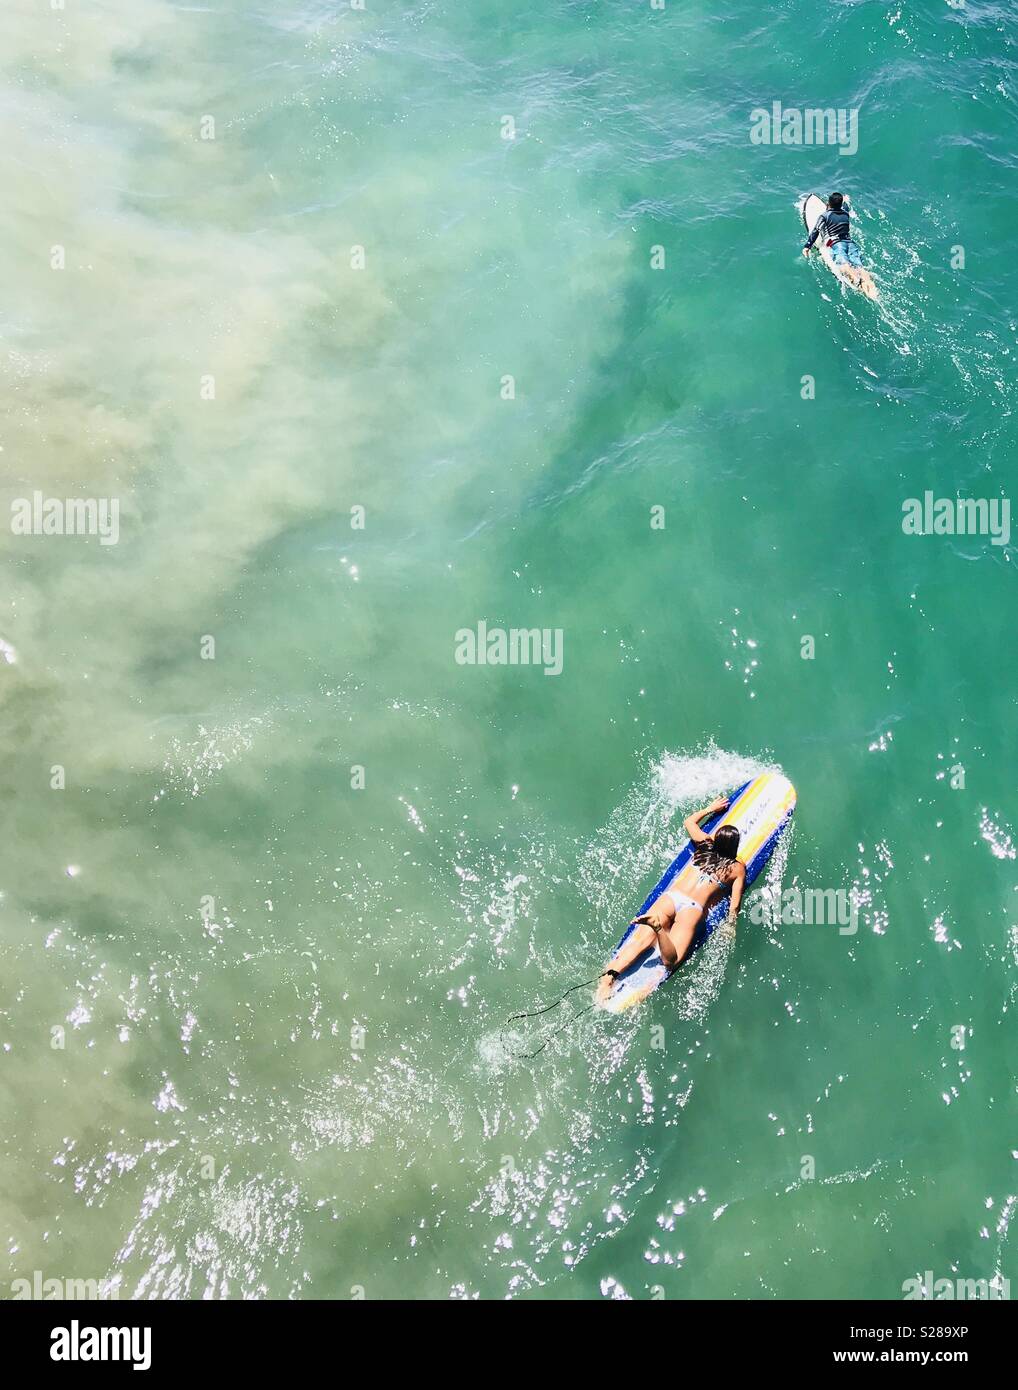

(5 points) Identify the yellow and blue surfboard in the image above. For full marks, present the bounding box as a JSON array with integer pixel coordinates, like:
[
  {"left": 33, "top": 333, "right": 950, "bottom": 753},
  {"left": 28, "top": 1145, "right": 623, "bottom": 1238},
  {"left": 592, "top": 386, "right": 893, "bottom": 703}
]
[{"left": 601, "top": 772, "right": 796, "bottom": 1014}]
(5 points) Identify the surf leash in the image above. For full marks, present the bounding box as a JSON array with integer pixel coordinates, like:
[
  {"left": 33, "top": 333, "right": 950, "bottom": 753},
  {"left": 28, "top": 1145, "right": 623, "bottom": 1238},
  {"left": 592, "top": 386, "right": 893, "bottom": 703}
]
[
  {"left": 510, "top": 1002, "right": 597, "bottom": 1059},
  {"left": 501, "top": 971, "right": 609, "bottom": 1059},
  {"left": 506, "top": 972, "right": 605, "bottom": 1022}
]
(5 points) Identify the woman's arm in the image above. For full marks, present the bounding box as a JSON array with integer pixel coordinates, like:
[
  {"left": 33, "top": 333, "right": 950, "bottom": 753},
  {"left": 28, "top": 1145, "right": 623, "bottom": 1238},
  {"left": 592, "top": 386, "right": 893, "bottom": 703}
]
[
  {"left": 683, "top": 796, "right": 729, "bottom": 843},
  {"left": 721, "top": 864, "right": 747, "bottom": 938}
]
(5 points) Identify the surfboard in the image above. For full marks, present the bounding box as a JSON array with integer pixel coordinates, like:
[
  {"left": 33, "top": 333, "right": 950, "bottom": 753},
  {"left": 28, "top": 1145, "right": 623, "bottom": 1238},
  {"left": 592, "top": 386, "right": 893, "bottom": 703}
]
[
  {"left": 600, "top": 772, "right": 796, "bottom": 1014},
  {"left": 799, "top": 192, "right": 878, "bottom": 298},
  {"left": 800, "top": 192, "right": 827, "bottom": 242}
]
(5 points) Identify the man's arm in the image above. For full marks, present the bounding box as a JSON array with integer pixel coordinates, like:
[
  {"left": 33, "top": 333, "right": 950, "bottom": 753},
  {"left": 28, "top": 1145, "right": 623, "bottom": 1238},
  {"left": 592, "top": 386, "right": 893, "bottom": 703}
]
[{"left": 803, "top": 213, "right": 827, "bottom": 252}]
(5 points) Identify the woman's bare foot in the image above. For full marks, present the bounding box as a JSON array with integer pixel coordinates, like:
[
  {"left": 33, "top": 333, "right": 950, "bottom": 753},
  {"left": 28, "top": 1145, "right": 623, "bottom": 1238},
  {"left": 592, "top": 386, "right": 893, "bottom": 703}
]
[{"left": 596, "top": 970, "right": 618, "bottom": 1003}]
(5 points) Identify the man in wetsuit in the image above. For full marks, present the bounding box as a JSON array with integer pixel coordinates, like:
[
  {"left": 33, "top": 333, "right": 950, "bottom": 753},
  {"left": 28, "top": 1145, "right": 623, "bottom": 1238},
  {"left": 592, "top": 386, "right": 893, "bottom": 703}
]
[{"left": 803, "top": 191, "right": 879, "bottom": 300}]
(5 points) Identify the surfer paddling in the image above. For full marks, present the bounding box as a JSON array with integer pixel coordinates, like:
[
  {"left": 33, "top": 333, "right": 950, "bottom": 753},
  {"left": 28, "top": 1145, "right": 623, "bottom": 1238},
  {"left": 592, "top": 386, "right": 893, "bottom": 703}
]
[
  {"left": 597, "top": 798, "right": 746, "bottom": 1002},
  {"left": 803, "top": 191, "right": 879, "bottom": 301}
]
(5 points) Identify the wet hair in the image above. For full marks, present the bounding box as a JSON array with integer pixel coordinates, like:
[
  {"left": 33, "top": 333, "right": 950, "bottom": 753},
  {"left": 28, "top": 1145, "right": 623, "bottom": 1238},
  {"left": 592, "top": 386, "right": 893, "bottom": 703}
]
[
  {"left": 693, "top": 824, "right": 741, "bottom": 874},
  {"left": 827, "top": 192, "right": 845, "bottom": 210}
]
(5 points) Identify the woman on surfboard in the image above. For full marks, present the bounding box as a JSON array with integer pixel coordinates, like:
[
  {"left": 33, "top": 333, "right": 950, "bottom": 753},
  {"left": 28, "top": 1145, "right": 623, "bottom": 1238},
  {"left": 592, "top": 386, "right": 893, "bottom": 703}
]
[
  {"left": 597, "top": 797, "right": 747, "bottom": 1001},
  {"left": 803, "top": 191, "right": 879, "bottom": 301}
]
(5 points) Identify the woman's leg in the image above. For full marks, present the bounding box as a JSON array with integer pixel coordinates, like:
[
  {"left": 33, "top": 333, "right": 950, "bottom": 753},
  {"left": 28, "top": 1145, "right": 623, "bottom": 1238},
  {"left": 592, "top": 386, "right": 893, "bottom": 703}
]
[
  {"left": 596, "top": 901, "right": 676, "bottom": 1000},
  {"left": 662, "top": 905, "right": 705, "bottom": 971},
  {"left": 598, "top": 901, "right": 704, "bottom": 1000},
  {"left": 603, "top": 921, "right": 657, "bottom": 979}
]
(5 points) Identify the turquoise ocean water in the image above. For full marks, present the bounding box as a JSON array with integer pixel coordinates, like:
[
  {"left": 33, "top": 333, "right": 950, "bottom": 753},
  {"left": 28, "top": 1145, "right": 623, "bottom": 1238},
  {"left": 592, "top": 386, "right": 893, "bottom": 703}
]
[{"left": 0, "top": 0, "right": 1015, "bottom": 1300}]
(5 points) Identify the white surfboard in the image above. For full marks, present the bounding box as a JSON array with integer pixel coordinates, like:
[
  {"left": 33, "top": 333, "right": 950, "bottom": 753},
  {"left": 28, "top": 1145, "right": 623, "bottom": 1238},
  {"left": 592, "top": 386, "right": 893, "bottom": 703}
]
[
  {"left": 800, "top": 192, "right": 828, "bottom": 245},
  {"left": 799, "top": 192, "right": 877, "bottom": 299},
  {"left": 600, "top": 772, "right": 796, "bottom": 1014}
]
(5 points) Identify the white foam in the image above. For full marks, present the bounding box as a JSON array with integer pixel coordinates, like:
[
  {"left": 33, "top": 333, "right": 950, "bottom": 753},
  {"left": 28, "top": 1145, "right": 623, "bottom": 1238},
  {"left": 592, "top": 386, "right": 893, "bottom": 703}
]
[
  {"left": 653, "top": 744, "right": 779, "bottom": 810},
  {"left": 580, "top": 742, "right": 780, "bottom": 928}
]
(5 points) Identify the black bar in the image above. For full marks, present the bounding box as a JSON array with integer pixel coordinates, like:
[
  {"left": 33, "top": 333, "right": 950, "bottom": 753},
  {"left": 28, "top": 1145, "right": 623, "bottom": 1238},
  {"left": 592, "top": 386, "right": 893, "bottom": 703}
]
[{"left": 2, "top": 1296, "right": 1008, "bottom": 1374}]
